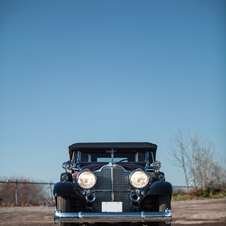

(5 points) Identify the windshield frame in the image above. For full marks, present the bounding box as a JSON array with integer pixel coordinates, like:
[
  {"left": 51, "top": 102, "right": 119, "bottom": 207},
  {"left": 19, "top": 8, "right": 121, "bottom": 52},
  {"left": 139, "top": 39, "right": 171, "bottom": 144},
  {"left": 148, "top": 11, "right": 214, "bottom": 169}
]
[{"left": 72, "top": 149, "right": 154, "bottom": 166}]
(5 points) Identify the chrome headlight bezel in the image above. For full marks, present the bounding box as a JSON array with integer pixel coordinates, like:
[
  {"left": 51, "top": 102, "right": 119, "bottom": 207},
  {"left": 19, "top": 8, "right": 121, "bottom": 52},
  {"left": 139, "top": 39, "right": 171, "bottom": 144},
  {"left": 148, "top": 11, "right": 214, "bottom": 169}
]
[
  {"left": 77, "top": 169, "right": 97, "bottom": 189},
  {"left": 129, "top": 169, "right": 149, "bottom": 189}
]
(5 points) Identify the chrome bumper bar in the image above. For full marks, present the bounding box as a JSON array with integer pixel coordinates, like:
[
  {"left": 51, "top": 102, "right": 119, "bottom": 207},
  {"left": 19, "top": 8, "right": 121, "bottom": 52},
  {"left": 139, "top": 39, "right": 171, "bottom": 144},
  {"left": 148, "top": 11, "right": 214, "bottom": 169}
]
[{"left": 54, "top": 209, "right": 172, "bottom": 224}]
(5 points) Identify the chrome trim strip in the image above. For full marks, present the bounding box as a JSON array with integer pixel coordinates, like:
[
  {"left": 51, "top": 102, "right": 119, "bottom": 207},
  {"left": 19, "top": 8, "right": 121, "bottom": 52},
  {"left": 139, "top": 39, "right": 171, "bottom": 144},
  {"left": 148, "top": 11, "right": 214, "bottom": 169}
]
[
  {"left": 111, "top": 163, "right": 114, "bottom": 201},
  {"left": 92, "top": 189, "right": 132, "bottom": 192},
  {"left": 54, "top": 209, "right": 172, "bottom": 224}
]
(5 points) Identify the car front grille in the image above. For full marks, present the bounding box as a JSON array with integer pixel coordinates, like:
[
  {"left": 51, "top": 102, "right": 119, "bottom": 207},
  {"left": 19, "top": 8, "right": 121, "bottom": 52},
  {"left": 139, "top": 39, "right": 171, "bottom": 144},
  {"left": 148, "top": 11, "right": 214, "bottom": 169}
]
[{"left": 93, "top": 164, "right": 132, "bottom": 212}]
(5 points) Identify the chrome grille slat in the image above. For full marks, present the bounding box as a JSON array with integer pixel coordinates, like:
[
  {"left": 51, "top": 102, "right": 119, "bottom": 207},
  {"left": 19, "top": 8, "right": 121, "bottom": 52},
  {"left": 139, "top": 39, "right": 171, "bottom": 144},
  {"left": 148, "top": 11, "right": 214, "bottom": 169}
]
[
  {"left": 95, "top": 165, "right": 111, "bottom": 189},
  {"left": 93, "top": 164, "right": 132, "bottom": 212}
]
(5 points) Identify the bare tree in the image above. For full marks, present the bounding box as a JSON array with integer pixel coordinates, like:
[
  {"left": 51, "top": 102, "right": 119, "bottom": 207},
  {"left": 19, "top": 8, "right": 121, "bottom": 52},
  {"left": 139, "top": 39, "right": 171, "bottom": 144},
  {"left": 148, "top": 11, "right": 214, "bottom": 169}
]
[
  {"left": 168, "top": 129, "right": 189, "bottom": 192},
  {"left": 186, "top": 132, "right": 198, "bottom": 190},
  {"left": 187, "top": 133, "right": 216, "bottom": 189},
  {"left": 168, "top": 129, "right": 225, "bottom": 191},
  {"left": 0, "top": 181, "right": 15, "bottom": 205}
]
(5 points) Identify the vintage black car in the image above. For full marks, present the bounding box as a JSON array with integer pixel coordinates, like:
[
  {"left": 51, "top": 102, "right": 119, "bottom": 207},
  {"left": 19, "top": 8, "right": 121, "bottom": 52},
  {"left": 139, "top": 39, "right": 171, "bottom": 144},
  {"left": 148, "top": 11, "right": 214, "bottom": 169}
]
[{"left": 53, "top": 142, "right": 172, "bottom": 226}]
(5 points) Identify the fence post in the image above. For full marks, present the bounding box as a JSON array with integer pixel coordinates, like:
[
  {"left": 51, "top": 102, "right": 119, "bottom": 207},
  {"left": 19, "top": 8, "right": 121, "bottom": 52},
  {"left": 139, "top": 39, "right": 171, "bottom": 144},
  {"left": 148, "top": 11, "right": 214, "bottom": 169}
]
[
  {"left": 49, "top": 183, "right": 53, "bottom": 199},
  {"left": 15, "top": 180, "right": 18, "bottom": 205}
]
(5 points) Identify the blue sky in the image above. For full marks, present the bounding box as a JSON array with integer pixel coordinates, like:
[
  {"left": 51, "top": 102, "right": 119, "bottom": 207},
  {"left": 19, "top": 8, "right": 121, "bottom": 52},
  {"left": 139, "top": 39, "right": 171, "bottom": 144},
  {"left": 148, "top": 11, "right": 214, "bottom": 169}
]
[{"left": 0, "top": 0, "right": 225, "bottom": 186}]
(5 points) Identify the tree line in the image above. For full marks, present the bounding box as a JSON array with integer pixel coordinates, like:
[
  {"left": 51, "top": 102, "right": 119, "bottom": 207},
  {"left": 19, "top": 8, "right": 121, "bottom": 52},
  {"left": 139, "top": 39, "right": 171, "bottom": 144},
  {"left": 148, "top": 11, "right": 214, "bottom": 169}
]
[{"left": 168, "top": 129, "right": 226, "bottom": 192}]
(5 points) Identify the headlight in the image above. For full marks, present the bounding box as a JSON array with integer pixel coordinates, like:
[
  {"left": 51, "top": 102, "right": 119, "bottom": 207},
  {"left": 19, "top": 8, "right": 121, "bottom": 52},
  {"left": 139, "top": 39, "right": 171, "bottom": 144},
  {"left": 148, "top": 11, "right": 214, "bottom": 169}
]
[
  {"left": 154, "top": 161, "right": 162, "bottom": 170},
  {"left": 77, "top": 170, "right": 96, "bottom": 189},
  {"left": 130, "top": 169, "right": 149, "bottom": 189}
]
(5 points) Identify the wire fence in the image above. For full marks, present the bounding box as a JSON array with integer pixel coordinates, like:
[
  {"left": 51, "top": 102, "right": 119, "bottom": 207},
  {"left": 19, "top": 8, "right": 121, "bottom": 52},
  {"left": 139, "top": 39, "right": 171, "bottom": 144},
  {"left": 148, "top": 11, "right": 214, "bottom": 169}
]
[
  {"left": 173, "top": 185, "right": 195, "bottom": 194},
  {"left": 0, "top": 180, "right": 55, "bottom": 206}
]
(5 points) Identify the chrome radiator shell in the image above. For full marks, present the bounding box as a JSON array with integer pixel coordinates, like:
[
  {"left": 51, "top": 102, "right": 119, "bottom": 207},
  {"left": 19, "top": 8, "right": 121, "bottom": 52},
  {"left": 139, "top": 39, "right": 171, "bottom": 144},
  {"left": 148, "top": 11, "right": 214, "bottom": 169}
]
[{"left": 93, "top": 164, "right": 132, "bottom": 212}]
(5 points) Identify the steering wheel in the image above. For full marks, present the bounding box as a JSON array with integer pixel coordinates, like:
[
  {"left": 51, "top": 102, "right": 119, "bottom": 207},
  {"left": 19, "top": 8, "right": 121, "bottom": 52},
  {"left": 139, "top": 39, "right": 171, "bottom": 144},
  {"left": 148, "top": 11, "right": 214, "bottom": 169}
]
[{"left": 119, "top": 158, "right": 128, "bottom": 162}]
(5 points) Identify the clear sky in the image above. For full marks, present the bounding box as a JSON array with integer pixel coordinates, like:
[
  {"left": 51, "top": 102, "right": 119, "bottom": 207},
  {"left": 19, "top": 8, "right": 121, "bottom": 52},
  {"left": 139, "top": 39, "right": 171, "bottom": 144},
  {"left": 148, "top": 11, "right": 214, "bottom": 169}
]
[{"left": 0, "top": 0, "right": 225, "bottom": 186}]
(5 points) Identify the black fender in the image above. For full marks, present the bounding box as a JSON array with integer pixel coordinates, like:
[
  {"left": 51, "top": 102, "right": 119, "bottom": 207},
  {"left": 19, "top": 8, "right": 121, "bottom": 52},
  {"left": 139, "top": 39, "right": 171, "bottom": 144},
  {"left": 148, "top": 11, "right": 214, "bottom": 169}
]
[
  {"left": 53, "top": 181, "right": 77, "bottom": 197},
  {"left": 146, "top": 181, "right": 173, "bottom": 196}
]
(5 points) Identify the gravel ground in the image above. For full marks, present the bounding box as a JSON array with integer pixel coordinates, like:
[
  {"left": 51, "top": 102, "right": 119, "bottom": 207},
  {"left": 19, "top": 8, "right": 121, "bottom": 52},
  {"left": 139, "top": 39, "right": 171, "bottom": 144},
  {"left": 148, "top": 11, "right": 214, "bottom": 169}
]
[
  {"left": 0, "top": 198, "right": 226, "bottom": 225},
  {"left": 172, "top": 198, "right": 226, "bottom": 226}
]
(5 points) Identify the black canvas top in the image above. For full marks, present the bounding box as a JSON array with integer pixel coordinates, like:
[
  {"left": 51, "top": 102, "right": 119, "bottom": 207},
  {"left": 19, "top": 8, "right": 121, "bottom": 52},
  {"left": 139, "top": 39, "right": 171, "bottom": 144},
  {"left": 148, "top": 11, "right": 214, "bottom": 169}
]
[{"left": 69, "top": 142, "right": 157, "bottom": 154}]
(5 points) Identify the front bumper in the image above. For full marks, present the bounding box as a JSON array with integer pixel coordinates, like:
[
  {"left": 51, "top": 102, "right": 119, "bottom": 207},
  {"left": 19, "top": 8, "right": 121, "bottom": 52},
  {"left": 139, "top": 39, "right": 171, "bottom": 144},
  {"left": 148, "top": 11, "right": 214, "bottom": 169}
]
[{"left": 54, "top": 209, "right": 172, "bottom": 224}]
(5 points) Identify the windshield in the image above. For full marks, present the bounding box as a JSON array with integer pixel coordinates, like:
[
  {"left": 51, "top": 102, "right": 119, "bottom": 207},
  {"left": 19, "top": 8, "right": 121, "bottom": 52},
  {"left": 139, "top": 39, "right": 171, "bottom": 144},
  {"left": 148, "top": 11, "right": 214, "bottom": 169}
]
[{"left": 80, "top": 151, "right": 146, "bottom": 163}]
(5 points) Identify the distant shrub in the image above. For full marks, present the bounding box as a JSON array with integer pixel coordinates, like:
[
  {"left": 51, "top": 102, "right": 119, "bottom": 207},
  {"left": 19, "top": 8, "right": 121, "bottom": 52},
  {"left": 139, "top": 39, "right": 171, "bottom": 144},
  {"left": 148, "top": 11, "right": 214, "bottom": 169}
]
[{"left": 172, "top": 187, "right": 226, "bottom": 201}]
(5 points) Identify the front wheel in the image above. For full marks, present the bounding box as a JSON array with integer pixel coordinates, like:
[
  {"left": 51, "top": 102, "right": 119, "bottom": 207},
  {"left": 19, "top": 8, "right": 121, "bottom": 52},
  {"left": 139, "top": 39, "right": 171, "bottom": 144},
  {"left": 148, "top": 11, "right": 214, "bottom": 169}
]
[
  {"left": 57, "top": 196, "right": 71, "bottom": 226},
  {"left": 158, "top": 195, "right": 171, "bottom": 226}
]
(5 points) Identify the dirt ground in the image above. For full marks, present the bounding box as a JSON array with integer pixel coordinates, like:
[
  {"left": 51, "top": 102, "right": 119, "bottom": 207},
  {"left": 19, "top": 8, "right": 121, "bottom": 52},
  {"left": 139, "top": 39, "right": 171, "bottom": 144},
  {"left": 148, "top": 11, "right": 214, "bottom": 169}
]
[{"left": 0, "top": 198, "right": 226, "bottom": 226}]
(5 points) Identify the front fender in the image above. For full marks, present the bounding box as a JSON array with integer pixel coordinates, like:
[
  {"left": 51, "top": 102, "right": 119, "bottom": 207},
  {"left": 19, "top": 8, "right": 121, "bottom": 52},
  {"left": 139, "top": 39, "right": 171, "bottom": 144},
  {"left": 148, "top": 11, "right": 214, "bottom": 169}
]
[
  {"left": 53, "top": 181, "right": 77, "bottom": 197},
  {"left": 147, "top": 181, "right": 173, "bottom": 196}
]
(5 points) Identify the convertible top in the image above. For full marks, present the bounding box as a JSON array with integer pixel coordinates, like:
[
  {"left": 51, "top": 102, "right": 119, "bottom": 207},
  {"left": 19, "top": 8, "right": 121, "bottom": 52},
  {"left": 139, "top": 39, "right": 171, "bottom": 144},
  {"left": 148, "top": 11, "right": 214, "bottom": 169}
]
[{"left": 69, "top": 142, "right": 157, "bottom": 154}]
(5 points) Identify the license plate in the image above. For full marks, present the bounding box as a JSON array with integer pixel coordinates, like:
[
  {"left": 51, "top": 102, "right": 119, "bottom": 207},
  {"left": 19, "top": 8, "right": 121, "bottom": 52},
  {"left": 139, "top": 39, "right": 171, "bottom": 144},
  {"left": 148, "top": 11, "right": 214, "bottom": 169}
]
[{"left": 101, "top": 202, "right": 123, "bottom": 212}]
